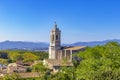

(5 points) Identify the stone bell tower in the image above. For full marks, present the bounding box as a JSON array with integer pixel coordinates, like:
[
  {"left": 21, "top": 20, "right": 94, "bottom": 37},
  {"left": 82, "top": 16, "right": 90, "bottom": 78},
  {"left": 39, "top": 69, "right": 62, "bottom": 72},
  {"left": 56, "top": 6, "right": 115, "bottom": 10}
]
[{"left": 49, "top": 22, "right": 61, "bottom": 59}]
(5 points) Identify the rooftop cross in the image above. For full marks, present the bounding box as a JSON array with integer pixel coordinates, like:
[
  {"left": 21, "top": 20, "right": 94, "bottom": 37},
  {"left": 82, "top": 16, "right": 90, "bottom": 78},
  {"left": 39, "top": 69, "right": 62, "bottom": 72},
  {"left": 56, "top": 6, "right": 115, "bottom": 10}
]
[{"left": 54, "top": 22, "right": 57, "bottom": 28}]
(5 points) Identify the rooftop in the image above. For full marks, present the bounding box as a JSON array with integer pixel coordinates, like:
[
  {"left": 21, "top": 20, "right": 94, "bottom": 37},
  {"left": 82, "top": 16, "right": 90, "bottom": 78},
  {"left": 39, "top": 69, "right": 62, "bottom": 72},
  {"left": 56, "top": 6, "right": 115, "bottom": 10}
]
[
  {"left": 44, "top": 59, "right": 73, "bottom": 67},
  {"left": 64, "top": 46, "right": 86, "bottom": 50}
]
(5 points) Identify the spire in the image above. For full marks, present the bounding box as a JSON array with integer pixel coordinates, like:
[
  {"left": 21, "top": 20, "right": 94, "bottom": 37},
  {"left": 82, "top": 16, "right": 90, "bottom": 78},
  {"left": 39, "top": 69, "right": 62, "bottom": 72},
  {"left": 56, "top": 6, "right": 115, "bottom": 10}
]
[
  {"left": 54, "top": 22, "right": 57, "bottom": 28},
  {"left": 52, "top": 22, "right": 59, "bottom": 31}
]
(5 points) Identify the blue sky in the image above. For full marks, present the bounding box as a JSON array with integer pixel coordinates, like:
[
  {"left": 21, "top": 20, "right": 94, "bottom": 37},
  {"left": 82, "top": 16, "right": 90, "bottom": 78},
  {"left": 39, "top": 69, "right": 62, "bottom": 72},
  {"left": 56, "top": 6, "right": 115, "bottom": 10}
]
[{"left": 0, "top": 0, "right": 120, "bottom": 43}]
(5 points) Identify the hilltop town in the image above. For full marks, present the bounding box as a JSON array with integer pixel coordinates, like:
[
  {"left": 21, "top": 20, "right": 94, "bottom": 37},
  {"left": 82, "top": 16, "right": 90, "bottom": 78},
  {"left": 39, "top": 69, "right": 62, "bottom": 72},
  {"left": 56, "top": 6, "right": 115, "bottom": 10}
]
[
  {"left": 0, "top": 23, "right": 86, "bottom": 79},
  {"left": 0, "top": 23, "right": 120, "bottom": 80},
  {"left": 1, "top": 0, "right": 120, "bottom": 79}
]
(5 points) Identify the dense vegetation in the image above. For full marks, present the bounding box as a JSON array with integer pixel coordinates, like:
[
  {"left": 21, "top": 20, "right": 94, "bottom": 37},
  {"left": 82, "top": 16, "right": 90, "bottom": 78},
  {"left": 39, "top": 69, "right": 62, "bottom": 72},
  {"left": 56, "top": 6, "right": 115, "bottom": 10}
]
[
  {"left": 75, "top": 42, "right": 120, "bottom": 80},
  {"left": 48, "top": 42, "right": 120, "bottom": 80},
  {"left": 0, "top": 50, "right": 48, "bottom": 64},
  {"left": 1, "top": 42, "right": 120, "bottom": 80}
]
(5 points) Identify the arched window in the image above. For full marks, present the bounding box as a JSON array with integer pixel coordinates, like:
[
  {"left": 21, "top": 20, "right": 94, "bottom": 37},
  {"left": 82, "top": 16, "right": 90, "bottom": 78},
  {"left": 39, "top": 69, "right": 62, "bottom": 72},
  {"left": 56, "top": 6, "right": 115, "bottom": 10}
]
[
  {"left": 56, "top": 35, "right": 58, "bottom": 40},
  {"left": 52, "top": 35, "right": 54, "bottom": 41}
]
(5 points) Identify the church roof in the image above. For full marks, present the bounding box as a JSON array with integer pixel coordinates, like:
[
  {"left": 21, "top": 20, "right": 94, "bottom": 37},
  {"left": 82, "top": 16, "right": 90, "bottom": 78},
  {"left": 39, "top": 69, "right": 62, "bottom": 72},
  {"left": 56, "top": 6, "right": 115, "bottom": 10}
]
[
  {"left": 44, "top": 59, "right": 73, "bottom": 67},
  {"left": 64, "top": 46, "right": 86, "bottom": 51},
  {"left": 45, "top": 59, "right": 60, "bottom": 66}
]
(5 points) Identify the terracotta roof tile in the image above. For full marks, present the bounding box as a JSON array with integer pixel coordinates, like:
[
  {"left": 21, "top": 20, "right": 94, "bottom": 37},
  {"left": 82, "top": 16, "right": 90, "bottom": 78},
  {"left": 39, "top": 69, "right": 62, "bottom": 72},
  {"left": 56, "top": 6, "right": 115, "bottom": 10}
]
[{"left": 64, "top": 46, "right": 86, "bottom": 50}]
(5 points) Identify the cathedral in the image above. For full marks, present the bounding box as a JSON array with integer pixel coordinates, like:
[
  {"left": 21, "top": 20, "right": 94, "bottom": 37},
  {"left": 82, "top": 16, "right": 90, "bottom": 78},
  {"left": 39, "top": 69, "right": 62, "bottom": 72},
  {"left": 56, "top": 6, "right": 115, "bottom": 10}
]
[
  {"left": 49, "top": 23, "right": 72, "bottom": 61},
  {"left": 44, "top": 23, "right": 86, "bottom": 72}
]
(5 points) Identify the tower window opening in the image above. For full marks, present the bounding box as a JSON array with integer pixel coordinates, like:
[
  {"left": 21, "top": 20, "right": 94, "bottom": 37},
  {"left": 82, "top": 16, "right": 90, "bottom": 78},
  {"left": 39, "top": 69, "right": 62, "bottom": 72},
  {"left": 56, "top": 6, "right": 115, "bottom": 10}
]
[
  {"left": 52, "top": 35, "right": 54, "bottom": 41},
  {"left": 56, "top": 35, "right": 58, "bottom": 40}
]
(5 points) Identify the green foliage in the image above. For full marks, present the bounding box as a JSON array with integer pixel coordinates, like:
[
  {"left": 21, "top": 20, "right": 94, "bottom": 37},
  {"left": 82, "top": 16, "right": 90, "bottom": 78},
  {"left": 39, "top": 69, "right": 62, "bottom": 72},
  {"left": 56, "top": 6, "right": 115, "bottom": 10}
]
[
  {"left": 23, "top": 52, "right": 39, "bottom": 62},
  {"left": 75, "top": 42, "right": 120, "bottom": 80},
  {"left": 3, "top": 73, "right": 21, "bottom": 80},
  {"left": 8, "top": 52, "right": 23, "bottom": 62},
  {"left": 47, "top": 42, "right": 120, "bottom": 80},
  {"left": 1, "top": 42, "right": 120, "bottom": 80},
  {"left": 0, "top": 50, "right": 48, "bottom": 63},
  {"left": 32, "top": 62, "right": 47, "bottom": 79},
  {"left": 47, "top": 66, "right": 76, "bottom": 80},
  {"left": 0, "top": 58, "right": 8, "bottom": 64},
  {"left": 32, "top": 62, "right": 46, "bottom": 73},
  {"left": 32, "top": 51, "right": 48, "bottom": 60}
]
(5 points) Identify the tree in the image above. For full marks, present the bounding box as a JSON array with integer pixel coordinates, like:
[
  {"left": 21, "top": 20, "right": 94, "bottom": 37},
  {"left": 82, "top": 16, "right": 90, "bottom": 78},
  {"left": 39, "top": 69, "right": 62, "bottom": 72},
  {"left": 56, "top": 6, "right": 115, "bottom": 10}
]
[
  {"left": 0, "top": 58, "right": 8, "bottom": 64},
  {"left": 8, "top": 52, "right": 23, "bottom": 62},
  {"left": 75, "top": 42, "right": 120, "bottom": 80},
  {"left": 23, "top": 52, "right": 39, "bottom": 62},
  {"left": 32, "top": 62, "right": 47, "bottom": 79},
  {"left": 3, "top": 73, "right": 21, "bottom": 80}
]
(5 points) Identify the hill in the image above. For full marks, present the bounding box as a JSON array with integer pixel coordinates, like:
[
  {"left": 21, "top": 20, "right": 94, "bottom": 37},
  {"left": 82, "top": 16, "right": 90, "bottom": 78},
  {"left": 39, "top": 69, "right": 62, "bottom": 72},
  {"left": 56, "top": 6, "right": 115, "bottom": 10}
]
[
  {"left": 0, "top": 41, "right": 48, "bottom": 50},
  {"left": 0, "top": 39, "right": 120, "bottom": 50},
  {"left": 71, "top": 39, "right": 120, "bottom": 46}
]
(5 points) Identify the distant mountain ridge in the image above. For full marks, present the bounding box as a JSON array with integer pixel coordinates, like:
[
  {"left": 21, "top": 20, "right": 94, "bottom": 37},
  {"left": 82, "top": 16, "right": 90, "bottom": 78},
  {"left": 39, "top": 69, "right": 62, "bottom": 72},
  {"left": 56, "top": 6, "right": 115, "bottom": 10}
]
[
  {"left": 0, "top": 41, "right": 49, "bottom": 50},
  {"left": 0, "top": 39, "right": 120, "bottom": 50},
  {"left": 71, "top": 39, "right": 120, "bottom": 46}
]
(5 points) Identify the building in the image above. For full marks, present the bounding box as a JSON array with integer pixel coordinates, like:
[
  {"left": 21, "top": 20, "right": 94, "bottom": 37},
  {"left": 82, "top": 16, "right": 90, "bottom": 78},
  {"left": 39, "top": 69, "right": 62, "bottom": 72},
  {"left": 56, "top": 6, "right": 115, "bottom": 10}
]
[
  {"left": 44, "top": 23, "right": 86, "bottom": 72},
  {"left": 0, "top": 64, "right": 7, "bottom": 74},
  {"left": 7, "top": 63, "right": 27, "bottom": 73},
  {"left": 49, "top": 22, "right": 61, "bottom": 60}
]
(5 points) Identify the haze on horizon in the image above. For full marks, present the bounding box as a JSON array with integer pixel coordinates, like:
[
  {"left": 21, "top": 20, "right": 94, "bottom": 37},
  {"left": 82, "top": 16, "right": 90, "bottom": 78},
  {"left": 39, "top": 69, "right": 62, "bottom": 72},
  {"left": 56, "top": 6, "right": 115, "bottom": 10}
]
[{"left": 0, "top": 0, "right": 120, "bottom": 43}]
